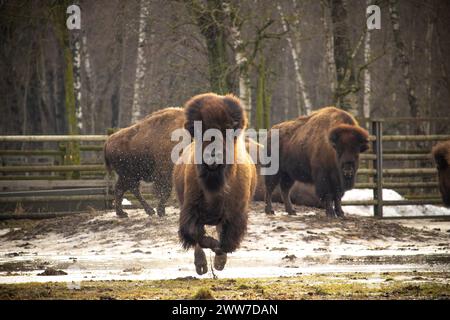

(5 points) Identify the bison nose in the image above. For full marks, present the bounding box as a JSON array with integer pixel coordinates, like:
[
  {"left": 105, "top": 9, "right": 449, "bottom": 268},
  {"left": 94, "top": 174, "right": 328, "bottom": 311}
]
[
  {"left": 344, "top": 172, "right": 353, "bottom": 179},
  {"left": 342, "top": 168, "right": 354, "bottom": 179},
  {"left": 203, "top": 150, "right": 223, "bottom": 169}
]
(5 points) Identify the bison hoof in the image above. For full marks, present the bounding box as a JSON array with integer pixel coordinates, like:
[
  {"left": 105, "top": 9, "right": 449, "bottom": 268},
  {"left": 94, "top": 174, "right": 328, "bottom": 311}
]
[
  {"left": 325, "top": 210, "right": 337, "bottom": 218},
  {"left": 116, "top": 210, "right": 128, "bottom": 218},
  {"left": 265, "top": 206, "right": 275, "bottom": 215},
  {"left": 195, "top": 263, "right": 208, "bottom": 275},
  {"left": 144, "top": 206, "right": 156, "bottom": 216},
  {"left": 194, "top": 249, "right": 208, "bottom": 275},
  {"left": 157, "top": 206, "right": 166, "bottom": 217},
  {"left": 214, "top": 253, "right": 227, "bottom": 271}
]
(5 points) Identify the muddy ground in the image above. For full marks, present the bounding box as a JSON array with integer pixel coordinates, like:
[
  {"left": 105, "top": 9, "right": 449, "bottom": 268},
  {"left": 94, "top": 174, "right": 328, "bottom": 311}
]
[{"left": 0, "top": 201, "right": 449, "bottom": 299}]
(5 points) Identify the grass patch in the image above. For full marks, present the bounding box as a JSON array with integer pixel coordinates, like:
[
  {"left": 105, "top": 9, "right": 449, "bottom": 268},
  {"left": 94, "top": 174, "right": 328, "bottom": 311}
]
[{"left": 0, "top": 272, "right": 449, "bottom": 300}]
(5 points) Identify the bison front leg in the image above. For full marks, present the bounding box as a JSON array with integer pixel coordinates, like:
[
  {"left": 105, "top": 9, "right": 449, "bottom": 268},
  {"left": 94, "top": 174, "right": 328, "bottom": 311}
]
[
  {"left": 280, "top": 174, "right": 296, "bottom": 215},
  {"left": 130, "top": 184, "right": 155, "bottom": 216},
  {"left": 213, "top": 216, "right": 247, "bottom": 271},
  {"left": 324, "top": 194, "right": 337, "bottom": 218},
  {"left": 334, "top": 196, "right": 345, "bottom": 218},
  {"left": 194, "top": 244, "right": 208, "bottom": 275}
]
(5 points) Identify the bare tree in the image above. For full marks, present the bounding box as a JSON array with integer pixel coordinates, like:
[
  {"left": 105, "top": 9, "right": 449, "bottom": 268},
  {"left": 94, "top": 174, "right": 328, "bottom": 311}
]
[
  {"left": 277, "top": 1, "right": 312, "bottom": 115},
  {"left": 184, "top": 0, "right": 233, "bottom": 94},
  {"left": 363, "top": 0, "right": 372, "bottom": 119},
  {"left": 131, "top": 0, "right": 150, "bottom": 123},
  {"left": 388, "top": 0, "right": 419, "bottom": 118},
  {"left": 329, "top": 0, "right": 359, "bottom": 115}
]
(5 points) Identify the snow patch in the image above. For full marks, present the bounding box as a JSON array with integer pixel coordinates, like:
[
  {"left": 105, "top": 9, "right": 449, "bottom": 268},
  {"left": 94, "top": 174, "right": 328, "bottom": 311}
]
[
  {"left": 121, "top": 198, "right": 132, "bottom": 205},
  {"left": 343, "top": 189, "right": 450, "bottom": 217}
]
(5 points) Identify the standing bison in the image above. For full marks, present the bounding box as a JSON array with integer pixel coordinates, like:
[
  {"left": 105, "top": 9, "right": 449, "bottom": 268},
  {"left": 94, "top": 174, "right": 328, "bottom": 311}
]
[
  {"left": 264, "top": 107, "right": 369, "bottom": 218},
  {"left": 432, "top": 140, "right": 450, "bottom": 207},
  {"left": 104, "top": 108, "right": 184, "bottom": 217},
  {"left": 173, "top": 93, "right": 256, "bottom": 275}
]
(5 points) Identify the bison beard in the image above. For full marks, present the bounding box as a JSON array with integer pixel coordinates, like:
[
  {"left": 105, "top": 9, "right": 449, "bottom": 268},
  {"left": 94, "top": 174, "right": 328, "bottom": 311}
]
[
  {"left": 264, "top": 107, "right": 369, "bottom": 218},
  {"left": 174, "top": 93, "right": 256, "bottom": 275},
  {"left": 104, "top": 108, "right": 185, "bottom": 218},
  {"left": 432, "top": 140, "right": 450, "bottom": 207}
]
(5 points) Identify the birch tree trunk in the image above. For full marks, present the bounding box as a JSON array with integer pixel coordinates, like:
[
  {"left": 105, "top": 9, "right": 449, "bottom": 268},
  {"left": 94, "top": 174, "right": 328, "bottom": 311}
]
[
  {"left": 72, "top": 32, "right": 83, "bottom": 133},
  {"left": 423, "top": 12, "right": 434, "bottom": 135},
  {"left": 131, "top": 0, "right": 150, "bottom": 124},
  {"left": 224, "top": 2, "right": 252, "bottom": 123},
  {"left": 388, "top": 0, "right": 419, "bottom": 118},
  {"left": 52, "top": 1, "right": 81, "bottom": 176},
  {"left": 82, "top": 34, "right": 95, "bottom": 133},
  {"left": 277, "top": 3, "right": 312, "bottom": 115},
  {"left": 363, "top": 1, "right": 371, "bottom": 119},
  {"left": 322, "top": 1, "right": 336, "bottom": 94}
]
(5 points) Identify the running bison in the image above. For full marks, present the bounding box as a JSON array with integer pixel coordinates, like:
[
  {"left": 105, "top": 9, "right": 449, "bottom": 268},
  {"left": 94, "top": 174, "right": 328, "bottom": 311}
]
[
  {"left": 432, "top": 140, "right": 450, "bottom": 207},
  {"left": 104, "top": 108, "right": 184, "bottom": 217},
  {"left": 264, "top": 107, "right": 369, "bottom": 217},
  {"left": 173, "top": 93, "right": 257, "bottom": 275}
]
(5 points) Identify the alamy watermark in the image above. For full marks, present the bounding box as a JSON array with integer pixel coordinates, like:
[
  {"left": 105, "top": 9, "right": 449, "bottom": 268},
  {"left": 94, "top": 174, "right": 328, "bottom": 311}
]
[
  {"left": 367, "top": 5, "right": 381, "bottom": 30},
  {"left": 170, "top": 122, "right": 279, "bottom": 175},
  {"left": 66, "top": 4, "right": 81, "bottom": 30}
]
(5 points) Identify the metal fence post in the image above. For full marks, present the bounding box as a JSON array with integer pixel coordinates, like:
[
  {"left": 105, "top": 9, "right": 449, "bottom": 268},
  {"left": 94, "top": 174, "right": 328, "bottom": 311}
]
[{"left": 372, "top": 120, "right": 383, "bottom": 218}]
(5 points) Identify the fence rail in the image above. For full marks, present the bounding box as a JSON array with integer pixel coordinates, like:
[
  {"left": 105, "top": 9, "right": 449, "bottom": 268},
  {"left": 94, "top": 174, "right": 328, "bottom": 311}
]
[{"left": 0, "top": 119, "right": 448, "bottom": 218}]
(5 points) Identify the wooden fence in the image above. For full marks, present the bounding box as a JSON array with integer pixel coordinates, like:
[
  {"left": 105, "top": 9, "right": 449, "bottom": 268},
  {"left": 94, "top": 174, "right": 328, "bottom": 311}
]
[{"left": 0, "top": 118, "right": 449, "bottom": 218}]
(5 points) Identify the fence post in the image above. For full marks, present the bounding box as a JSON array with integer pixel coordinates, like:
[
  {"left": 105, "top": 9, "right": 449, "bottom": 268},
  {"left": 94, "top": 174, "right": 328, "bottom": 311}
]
[{"left": 372, "top": 120, "right": 383, "bottom": 218}]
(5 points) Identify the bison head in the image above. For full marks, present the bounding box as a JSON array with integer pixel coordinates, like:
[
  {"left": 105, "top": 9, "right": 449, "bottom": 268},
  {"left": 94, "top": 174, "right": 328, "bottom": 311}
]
[
  {"left": 184, "top": 93, "right": 246, "bottom": 191},
  {"left": 432, "top": 141, "right": 450, "bottom": 207},
  {"left": 329, "top": 124, "right": 369, "bottom": 190}
]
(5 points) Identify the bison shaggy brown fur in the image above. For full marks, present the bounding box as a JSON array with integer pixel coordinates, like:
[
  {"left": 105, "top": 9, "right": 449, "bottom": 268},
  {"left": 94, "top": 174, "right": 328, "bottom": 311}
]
[
  {"left": 264, "top": 106, "right": 369, "bottom": 217},
  {"left": 254, "top": 180, "right": 322, "bottom": 208},
  {"left": 432, "top": 140, "right": 450, "bottom": 207},
  {"left": 104, "top": 107, "right": 184, "bottom": 217},
  {"left": 173, "top": 93, "right": 256, "bottom": 275}
]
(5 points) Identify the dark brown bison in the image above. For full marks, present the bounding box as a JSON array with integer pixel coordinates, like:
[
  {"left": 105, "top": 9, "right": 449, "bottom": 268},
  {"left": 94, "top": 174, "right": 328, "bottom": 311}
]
[
  {"left": 264, "top": 107, "right": 369, "bottom": 217},
  {"left": 432, "top": 140, "right": 450, "bottom": 207},
  {"left": 104, "top": 108, "right": 185, "bottom": 217},
  {"left": 173, "top": 93, "right": 256, "bottom": 275}
]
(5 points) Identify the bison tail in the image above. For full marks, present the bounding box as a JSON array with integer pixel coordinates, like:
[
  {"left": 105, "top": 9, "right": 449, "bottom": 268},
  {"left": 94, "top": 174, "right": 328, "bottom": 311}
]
[
  {"left": 178, "top": 229, "right": 197, "bottom": 250},
  {"left": 178, "top": 219, "right": 199, "bottom": 250},
  {"left": 103, "top": 144, "right": 113, "bottom": 174}
]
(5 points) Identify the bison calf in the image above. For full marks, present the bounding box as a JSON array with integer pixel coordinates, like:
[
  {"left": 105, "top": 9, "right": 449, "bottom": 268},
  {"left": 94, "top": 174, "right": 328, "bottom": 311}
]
[
  {"left": 264, "top": 107, "right": 369, "bottom": 218},
  {"left": 432, "top": 140, "right": 450, "bottom": 207},
  {"left": 104, "top": 108, "right": 184, "bottom": 217},
  {"left": 173, "top": 93, "right": 256, "bottom": 275},
  {"left": 247, "top": 138, "right": 322, "bottom": 208}
]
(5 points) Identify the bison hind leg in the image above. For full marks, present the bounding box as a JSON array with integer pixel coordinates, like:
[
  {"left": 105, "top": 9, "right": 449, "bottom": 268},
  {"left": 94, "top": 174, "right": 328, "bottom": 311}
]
[
  {"left": 280, "top": 174, "right": 296, "bottom": 215},
  {"left": 114, "top": 176, "right": 131, "bottom": 218},
  {"left": 130, "top": 184, "right": 155, "bottom": 216},
  {"left": 154, "top": 179, "right": 172, "bottom": 217},
  {"left": 194, "top": 245, "right": 208, "bottom": 275}
]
